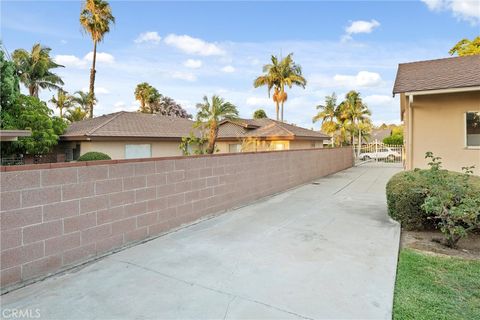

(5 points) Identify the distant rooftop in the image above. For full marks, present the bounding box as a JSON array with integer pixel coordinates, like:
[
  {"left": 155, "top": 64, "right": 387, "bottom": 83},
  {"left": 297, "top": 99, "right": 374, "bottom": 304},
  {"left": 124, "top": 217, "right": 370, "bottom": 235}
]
[
  {"left": 61, "top": 112, "right": 329, "bottom": 141},
  {"left": 393, "top": 55, "right": 480, "bottom": 94}
]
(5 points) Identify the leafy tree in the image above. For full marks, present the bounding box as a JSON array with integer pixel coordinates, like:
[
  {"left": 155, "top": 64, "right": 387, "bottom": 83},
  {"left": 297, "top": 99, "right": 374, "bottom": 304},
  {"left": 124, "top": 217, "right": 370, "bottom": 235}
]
[
  {"left": 0, "top": 50, "right": 20, "bottom": 128},
  {"left": 253, "top": 109, "right": 267, "bottom": 119},
  {"left": 12, "top": 43, "right": 64, "bottom": 97},
  {"left": 5, "top": 95, "right": 67, "bottom": 155},
  {"left": 66, "top": 106, "right": 88, "bottom": 122},
  {"left": 80, "top": 0, "right": 115, "bottom": 118},
  {"left": 154, "top": 96, "right": 192, "bottom": 119},
  {"left": 254, "top": 53, "right": 306, "bottom": 122},
  {"left": 195, "top": 95, "right": 238, "bottom": 154},
  {"left": 449, "top": 36, "right": 480, "bottom": 56},
  {"left": 383, "top": 134, "right": 403, "bottom": 145},
  {"left": 50, "top": 89, "right": 75, "bottom": 118}
]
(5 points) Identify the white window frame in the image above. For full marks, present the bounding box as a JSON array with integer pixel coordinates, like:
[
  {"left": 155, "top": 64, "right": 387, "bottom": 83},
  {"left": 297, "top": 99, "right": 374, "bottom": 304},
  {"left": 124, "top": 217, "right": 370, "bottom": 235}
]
[
  {"left": 465, "top": 111, "right": 480, "bottom": 149},
  {"left": 228, "top": 144, "right": 242, "bottom": 153}
]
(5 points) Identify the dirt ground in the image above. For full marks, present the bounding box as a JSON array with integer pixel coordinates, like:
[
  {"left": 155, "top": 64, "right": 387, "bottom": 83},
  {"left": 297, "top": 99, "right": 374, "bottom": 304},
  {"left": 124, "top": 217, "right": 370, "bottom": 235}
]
[{"left": 401, "top": 230, "right": 480, "bottom": 260}]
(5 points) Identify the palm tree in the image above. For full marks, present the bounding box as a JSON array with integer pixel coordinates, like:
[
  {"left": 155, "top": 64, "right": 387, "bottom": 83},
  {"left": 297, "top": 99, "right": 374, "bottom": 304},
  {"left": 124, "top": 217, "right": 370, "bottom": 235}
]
[
  {"left": 253, "top": 53, "right": 306, "bottom": 122},
  {"left": 72, "top": 90, "right": 95, "bottom": 116},
  {"left": 12, "top": 43, "right": 64, "bottom": 97},
  {"left": 254, "top": 56, "right": 281, "bottom": 121},
  {"left": 66, "top": 107, "right": 88, "bottom": 122},
  {"left": 195, "top": 95, "right": 238, "bottom": 154},
  {"left": 50, "top": 89, "right": 75, "bottom": 118},
  {"left": 80, "top": 0, "right": 115, "bottom": 118},
  {"left": 134, "top": 82, "right": 161, "bottom": 113},
  {"left": 277, "top": 53, "right": 307, "bottom": 122},
  {"left": 338, "top": 91, "right": 371, "bottom": 156},
  {"left": 313, "top": 93, "right": 339, "bottom": 144}
]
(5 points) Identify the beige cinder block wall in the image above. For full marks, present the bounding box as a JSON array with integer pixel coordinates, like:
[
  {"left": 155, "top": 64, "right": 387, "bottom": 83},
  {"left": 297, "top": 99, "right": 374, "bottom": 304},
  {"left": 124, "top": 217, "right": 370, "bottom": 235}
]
[
  {"left": 80, "top": 141, "right": 183, "bottom": 159},
  {"left": 406, "top": 91, "right": 480, "bottom": 174},
  {"left": 0, "top": 147, "right": 354, "bottom": 290}
]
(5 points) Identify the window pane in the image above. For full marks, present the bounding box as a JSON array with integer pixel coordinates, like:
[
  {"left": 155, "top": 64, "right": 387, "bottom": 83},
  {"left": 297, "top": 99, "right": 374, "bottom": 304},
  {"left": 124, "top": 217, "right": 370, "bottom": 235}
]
[
  {"left": 466, "top": 112, "right": 480, "bottom": 147},
  {"left": 125, "top": 144, "right": 152, "bottom": 159},
  {"left": 229, "top": 144, "right": 241, "bottom": 153}
]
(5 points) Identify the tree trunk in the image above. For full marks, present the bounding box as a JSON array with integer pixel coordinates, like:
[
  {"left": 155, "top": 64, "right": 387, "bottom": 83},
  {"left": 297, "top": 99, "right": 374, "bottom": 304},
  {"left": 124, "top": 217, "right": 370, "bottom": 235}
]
[
  {"left": 206, "top": 123, "right": 218, "bottom": 154},
  {"left": 29, "top": 85, "right": 37, "bottom": 97},
  {"left": 59, "top": 107, "right": 63, "bottom": 118},
  {"left": 88, "top": 40, "right": 97, "bottom": 118},
  {"left": 358, "top": 121, "right": 362, "bottom": 157},
  {"left": 275, "top": 101, "right": 279, "bottom": 121},
  {"left": 281, "top": 101, "right": 284, "bottom": 122}
]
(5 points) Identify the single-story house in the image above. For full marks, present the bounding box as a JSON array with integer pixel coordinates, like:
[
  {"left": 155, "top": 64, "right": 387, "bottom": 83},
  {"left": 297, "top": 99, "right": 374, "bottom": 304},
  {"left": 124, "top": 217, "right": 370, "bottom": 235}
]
[
  {"left": 60, "top": 112, "right": 330, "bottom": 160},
  {"left": 393, "top": 55, "right": 480, "bottom": 174},
  {"left": 216, "top": 118, "right": 330, "bottom": 153}
]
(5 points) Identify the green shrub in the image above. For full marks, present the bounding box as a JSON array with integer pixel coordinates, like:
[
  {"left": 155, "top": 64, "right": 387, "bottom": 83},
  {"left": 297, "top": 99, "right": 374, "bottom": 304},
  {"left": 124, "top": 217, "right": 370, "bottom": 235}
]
[
  {"left": 77, "top": 151, "right": 111, "bottom": 161},
  {"left": 386, "top": 170, "right": 433, "bottom": 230},
  {"left": 383, "top": 134, "right": 403, "bottom": 145},
  {"left": 386, "top": 152, "right": 480, "bottom": 247}
]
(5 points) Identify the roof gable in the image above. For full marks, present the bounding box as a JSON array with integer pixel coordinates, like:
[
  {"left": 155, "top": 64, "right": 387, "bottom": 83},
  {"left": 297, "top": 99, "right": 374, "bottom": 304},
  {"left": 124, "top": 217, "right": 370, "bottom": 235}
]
[{"left": 393, "top": 55, "right": 480, "bottom": 94}]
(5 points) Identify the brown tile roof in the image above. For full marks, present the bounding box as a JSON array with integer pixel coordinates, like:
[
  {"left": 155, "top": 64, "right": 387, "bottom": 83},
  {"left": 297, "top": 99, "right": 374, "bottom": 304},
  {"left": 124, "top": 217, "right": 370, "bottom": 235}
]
[
  {"left": 393, "top": 55, "right": 480, "bottom": 94},
  {"left": 217, "top": 118, "right": 330, "bottom": 141},
  {"left": 62, "top": 112, "right": 329, "bottom": 142},
  {"left": 61, "top": 112, "right": 196, "bottom": 140}
]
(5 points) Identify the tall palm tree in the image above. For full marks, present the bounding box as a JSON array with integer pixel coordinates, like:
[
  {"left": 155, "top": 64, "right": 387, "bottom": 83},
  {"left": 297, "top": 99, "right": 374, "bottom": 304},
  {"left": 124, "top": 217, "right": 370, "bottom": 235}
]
[
  {"left": 339, "top": 91, "right": 371, "bottom": 156},
  {"left": 50, "top": 89, "right": 74, "bottom": 118},
  {"left": 66, "top": 106, "right": 88, "bottom": 122},
  {"left": 72, "top": 90, "right": 95, "bottom": 115},
  {"left": 12, "top": 43, "right": 64, "bottom": 97},
  {"left": 195, "top": 95, "right": 238, "bottom": 154},
  {"left": 254, "top": 55, "right": 282, "bottom": 121},
  {"left": 277, "top": 53, "right": 307, "bottom": 122},
  {"left": 313, "top": 93, "right": 339, "bottom": 144},
  {"left": 80, "top": 0, "right": 115, "bottom": 118},
  {"left": 253, "top": 53, "right": 306, "bottom": 122}
]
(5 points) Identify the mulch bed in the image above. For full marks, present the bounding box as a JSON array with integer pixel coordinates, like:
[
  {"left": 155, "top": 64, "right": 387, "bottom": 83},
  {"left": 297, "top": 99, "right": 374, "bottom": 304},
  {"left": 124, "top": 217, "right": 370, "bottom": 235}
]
[{"left": 400, "top": 230, "right": 480, "bottom": 260}]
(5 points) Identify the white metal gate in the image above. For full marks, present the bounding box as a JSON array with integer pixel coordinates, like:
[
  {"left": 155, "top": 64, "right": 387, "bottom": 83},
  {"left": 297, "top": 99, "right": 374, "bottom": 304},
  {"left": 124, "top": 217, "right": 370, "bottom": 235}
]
[{"left": 353, "top": 140, "right": 404, "bottom": 165}]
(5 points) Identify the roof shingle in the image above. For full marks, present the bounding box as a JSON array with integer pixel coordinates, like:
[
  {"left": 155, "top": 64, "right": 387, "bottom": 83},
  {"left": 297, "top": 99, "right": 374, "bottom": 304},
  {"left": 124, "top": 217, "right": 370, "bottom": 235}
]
[{"left": 393, "top": 55, "right": 480, "bottom": 94}]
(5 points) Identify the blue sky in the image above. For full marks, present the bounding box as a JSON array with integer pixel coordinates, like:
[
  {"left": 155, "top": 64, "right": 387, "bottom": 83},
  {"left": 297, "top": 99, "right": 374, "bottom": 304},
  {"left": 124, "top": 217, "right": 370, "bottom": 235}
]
[{"left": 2, "top": 0, "right": 479, "bottom": 128}]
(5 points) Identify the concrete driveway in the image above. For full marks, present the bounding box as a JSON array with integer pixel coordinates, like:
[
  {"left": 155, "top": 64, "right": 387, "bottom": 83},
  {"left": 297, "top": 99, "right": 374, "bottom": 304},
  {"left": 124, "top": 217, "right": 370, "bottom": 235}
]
[{"left": 1, "top": 165, "right": 401, "bottom": 320}]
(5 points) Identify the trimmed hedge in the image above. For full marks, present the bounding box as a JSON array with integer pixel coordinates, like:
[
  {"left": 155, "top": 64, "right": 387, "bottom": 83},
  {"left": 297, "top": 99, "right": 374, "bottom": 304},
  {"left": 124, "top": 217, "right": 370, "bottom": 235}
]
[
  {"left": 386, "top": 169, "right": 480, "bottom": 230},
  {"left": 77, "top": 151, "right": 111, "bottom": 162}
]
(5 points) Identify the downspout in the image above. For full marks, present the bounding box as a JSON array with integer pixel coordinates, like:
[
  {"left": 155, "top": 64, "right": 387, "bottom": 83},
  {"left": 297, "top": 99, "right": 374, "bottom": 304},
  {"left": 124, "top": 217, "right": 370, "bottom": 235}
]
[{"left": 408, "top": 95, "right": 414, "bottom": 170}]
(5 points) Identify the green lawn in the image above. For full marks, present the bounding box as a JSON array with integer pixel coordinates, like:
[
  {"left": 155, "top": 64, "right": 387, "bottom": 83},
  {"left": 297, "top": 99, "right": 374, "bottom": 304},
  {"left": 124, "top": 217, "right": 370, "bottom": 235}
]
[{"left": 393, "top": 249, "right": 480, "bottom": 320}]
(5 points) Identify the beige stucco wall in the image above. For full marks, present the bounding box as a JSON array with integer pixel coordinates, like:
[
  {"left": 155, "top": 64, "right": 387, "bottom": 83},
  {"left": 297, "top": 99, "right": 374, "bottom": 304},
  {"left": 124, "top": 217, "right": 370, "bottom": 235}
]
[
  {"left": 80, "top": 140, "right": 183, "bottom": 159},
  {"left": 406, "top": 91, "right": 480, "bottom": 174}
]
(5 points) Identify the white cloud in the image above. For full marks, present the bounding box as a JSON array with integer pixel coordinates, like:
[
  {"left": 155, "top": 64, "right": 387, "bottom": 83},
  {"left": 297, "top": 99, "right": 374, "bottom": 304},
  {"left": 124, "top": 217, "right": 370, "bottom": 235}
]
[
  {"left": 113, "top": 100, "right": 138, "bottom": 112},
  {"left": 334, "top": 71, "right": 382, "bottom": 87},
  {"left": 134, "top": 31, "right": 162, "bottom": 44},
  {"left": 164, "top": 34, "right": 225, "bottom": 56},
  {"left": 171, "top": 71, "right": 197, "bottom": 82},
  {"left": 422, "top": 0, "right": 480, "bottom": 24},
  {"left": 82, "top": 86, "right": 110, "bottom": 95},
  {"left": 221, "top": 65, "right": 235, "bottom": 73},
  {"left": 246, "top": 96, "right": 271, "bottom": 106},
  {"left": 183, "top": 59, "right": 203, "bottom": 69},
  {"left": 84, "top": 52, "right": 115, "bottom": 64},
  {"left": 342, "top": 19, "right": 380, "bottom": 41},
  {"left": 364, "top": 95, "right": 394, "bottom": 105},
  {"left": 54, "top": 55, "right": 86, "bottom": 68}
]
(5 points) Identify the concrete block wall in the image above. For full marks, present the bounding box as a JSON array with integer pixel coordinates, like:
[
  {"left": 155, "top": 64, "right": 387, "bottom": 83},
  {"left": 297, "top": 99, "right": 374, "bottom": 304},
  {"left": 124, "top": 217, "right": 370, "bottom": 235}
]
[{"left": 0, "top": 148, "right": 353, "bottom": 291}]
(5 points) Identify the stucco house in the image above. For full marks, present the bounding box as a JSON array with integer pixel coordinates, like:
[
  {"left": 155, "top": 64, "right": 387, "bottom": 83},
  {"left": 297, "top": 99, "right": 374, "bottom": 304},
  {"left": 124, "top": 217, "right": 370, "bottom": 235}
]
[
  {"left": 393, "top": 55, "right": 480, "bottom": 174},
  {"left": 60, "top": 112, "right": 330, "bottom": 160}
]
